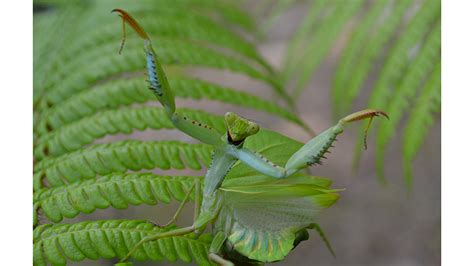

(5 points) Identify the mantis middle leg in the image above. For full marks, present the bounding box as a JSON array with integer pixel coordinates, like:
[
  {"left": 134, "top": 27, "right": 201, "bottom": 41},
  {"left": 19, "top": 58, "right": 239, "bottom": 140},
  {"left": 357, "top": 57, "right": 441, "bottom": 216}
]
[
  {"left": 157, "top": 177, "right": 201, "bottom": 227},
  {"left": 120, "top": 197, "right": 218, "bottom": 263}
]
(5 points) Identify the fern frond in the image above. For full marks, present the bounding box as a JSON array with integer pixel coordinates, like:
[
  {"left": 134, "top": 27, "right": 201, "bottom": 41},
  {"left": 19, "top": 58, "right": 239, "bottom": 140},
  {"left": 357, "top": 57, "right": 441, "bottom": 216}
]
[
  {"left": 282, "top": 0, "right": 327, "bottom": 82},
  {"left": 332, "top": 0, "right": 388, "bottom": 108},
  {"left": 40, "top": 39, "right": 280, "bottom": 108},
  {"left": 284, "top": 0, "right": 364, "bottom": 96},
  {"left": 208, "top": 0, "right": 256, "bottom": 32},
  {"left": 333, "top": 0, "right": 412, "bottom": 117},
  {"left": 364, "top": 0, "right": 440, "bottom": 110},
  {"left": 35, "top": 108, "right": 224, "bottom": 160},
  {"left": 33, "top": 220, "right": 212, "bottom": 265},
  {"left": 402, "top": 62, "right": 440, "bottom": 187},
  {"left": 34, "top": 173, "right": 202, "bottom": 224},
  {"left": 262, "top": 0, "right": 299, "bottom": 33},
  {"left": 332, "top": 0, "right": 413, "bottom": 117},
  {"left": 46, "top": 10, "right": 270, "bottom": 75},
  {"left": 36, "top": 0, "right": 254, "bottom": 32},
  {"left": 35, "top": 77, "right": 302, "bottom": 137},
  {"left": 33, "top": 140, "right": 213, "bottom": 191},
  {"left": 375, "top": 21, "right": 440, "bottom": 179},
  {"left": 34, "top": 6, "right": 83, "bottom": 104},
  {"left": 352, "top": 0, "right": 440, "bottom": 167}
]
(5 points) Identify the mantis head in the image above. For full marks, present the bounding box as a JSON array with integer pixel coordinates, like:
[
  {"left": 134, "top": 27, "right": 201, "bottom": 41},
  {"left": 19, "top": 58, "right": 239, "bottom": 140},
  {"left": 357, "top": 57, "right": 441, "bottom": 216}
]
[{"left": 224, "top": 112, "right": 260, "bottom": 145}]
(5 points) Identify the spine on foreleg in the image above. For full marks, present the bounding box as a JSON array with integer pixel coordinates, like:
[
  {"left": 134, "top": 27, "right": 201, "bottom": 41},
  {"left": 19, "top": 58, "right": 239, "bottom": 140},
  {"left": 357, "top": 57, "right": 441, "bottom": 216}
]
[
  {"left": 285, "top": 125, "right": 343, "bottom": 171},
  {"left": 144, "top": 45, "right": 176, "bottom": 116},
  {"left": 146, "top": 51, "right": 162, "bottom": 96},
  {"left": 284, "top": 109, "right": 388, "bottom": 172}
]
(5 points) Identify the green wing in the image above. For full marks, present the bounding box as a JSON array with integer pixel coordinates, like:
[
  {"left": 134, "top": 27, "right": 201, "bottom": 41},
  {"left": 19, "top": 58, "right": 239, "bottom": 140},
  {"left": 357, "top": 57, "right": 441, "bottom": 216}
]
[{"left": 216, "top": 177, "right": 340, "bottom": 262}]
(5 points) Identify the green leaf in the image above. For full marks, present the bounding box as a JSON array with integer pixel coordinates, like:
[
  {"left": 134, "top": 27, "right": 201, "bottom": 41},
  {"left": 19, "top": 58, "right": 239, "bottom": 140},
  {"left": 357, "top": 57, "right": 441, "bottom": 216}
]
[
  {"left": 284, "top": 0, "right": 364, "bottom": 96},
  {"left": 352, "top": 0, "right": 441, "bottom": 170},
  {"left": 402, "top": 61, "right": 440, "bottom": 187},
  {"left": 33, "top": 140, "right": 213, "bottom": 191},
  {"left": 332, "top": 0, "right": 389, "bottom": 113},
  {"left": 262, "top": 0, "right": 299, "bottom": 33},
  {"left": 332, "top": 0, "right": 412, "bottom": 117},
  {"left": 46, "top": 8, "right": 269, "bottom": 76},
  {"left": 40, "top": 38, "right": 279, "bottom": 109},
  {"left": 34, "top": 173, "right": 202, "bottom": 224},
  {"left": 375, "top": 21, "right": 441, "bottom": 180},
  {"left": 33, "top": 220, "right": 212, "bottom": 265},
  {"left": 35, "top": 108, "right": 225, "bottom": 160},
  {"left": 283, "top": 0, "right": 328, "bottom": 83},
  {"left": 34, "top": 77, "right": 303, "bottom": 138}
]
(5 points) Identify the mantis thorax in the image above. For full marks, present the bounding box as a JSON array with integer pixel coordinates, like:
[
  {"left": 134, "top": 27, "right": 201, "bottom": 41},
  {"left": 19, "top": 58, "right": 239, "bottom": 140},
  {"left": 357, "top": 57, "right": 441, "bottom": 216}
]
[{"left": 224, "top": 112, "right": 259, "bottom": 145}]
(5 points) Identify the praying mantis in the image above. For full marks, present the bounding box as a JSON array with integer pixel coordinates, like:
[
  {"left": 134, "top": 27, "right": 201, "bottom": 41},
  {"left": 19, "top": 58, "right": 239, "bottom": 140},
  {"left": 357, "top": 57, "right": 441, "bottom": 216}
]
[{"left": 112, "top": 9, "right": 388, "bottom": 265}]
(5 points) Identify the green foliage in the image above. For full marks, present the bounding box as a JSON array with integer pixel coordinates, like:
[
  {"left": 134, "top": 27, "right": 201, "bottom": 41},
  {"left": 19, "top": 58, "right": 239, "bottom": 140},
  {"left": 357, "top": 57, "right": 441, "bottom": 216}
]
[
  {"left": 35, "top": 77, "right": 303, "bottom": 137},
  {"left": 35, "top": 108, "right": 224, "bottom": 159},
  {"left": 34, "top": 173, "right": 201, "bottom": 224},
  {"left": 283, "top": 0, "right": 365, "bottom": 94},
  {"left": 34, "top": 140, "right": 213, "bottom": 191},
  {"left": 34, "top": 220, "right": 213, "bottom": 265},
  {"left": 402, "top": 62, "right": 441, "bottom": 187},
  {"left": 282, "top": 0, "right": 441, "bottom": 183},
  {"left": 374, "top": 21, "right": 441, "bottom": 182}
]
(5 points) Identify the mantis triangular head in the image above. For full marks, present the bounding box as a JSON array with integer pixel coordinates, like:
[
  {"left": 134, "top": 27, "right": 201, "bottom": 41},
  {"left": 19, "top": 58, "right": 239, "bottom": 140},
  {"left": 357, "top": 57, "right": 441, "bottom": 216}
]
[{"left": 224, "top": 112, "right": 260, "bottom": 145}]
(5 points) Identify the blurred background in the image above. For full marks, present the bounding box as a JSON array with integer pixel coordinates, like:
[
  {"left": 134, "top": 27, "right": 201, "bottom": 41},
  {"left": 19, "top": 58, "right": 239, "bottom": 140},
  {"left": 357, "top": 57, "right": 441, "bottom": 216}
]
[{"left": 34, "top": 1, "right": 440, "bottom": 265}]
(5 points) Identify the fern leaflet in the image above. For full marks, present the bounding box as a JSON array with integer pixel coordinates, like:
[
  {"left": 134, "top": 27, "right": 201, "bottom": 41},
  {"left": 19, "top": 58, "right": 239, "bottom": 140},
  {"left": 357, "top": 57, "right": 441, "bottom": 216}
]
[
  {"left": 375, "top": 21, "right": 441, "bottom": 179},
  {"left": 352, "top": 0, "right": 440, "bottom": 169},
  {"left": 33, "top": 140, "right": 213, "bottom": 191},
  {"left": 35, "top": 77, "right": 303, "bottom": 137},
  {"left": 34, "top": 173, "right": 202, "bottom": 224},
  {"left": 33, "top": 220, "right": 212, "bottom": 265},
  {"left": 35, "top": 108, "right": 224, "bottom": 160},
  {"left": 402, "top": 62, "right": 440, "bottom": 187}
]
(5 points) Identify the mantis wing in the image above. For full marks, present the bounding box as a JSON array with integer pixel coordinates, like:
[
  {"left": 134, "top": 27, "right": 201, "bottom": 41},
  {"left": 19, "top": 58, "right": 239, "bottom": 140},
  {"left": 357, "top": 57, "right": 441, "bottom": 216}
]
[{"left": 216, "top": 177, "right": 340, "bottom": 262}]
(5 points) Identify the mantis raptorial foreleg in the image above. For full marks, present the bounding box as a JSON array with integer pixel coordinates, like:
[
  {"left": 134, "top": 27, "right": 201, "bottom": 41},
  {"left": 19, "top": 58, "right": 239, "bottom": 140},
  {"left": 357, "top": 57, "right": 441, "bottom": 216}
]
[
  {"left": 112, "top": 9, "right": 222, "bottom": 146},
  {"left": 232, "top": 110, "right": 389, "bottom": 178}
]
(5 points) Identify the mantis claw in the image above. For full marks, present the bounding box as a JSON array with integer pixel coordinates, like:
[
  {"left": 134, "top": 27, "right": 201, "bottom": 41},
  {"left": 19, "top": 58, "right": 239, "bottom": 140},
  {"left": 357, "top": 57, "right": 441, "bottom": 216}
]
[
  {"left": 339, "top": 109, "right": 389, "bottom": 150},
  {"left": 339, "top": 109, "right": 389, "bottom": 124}
]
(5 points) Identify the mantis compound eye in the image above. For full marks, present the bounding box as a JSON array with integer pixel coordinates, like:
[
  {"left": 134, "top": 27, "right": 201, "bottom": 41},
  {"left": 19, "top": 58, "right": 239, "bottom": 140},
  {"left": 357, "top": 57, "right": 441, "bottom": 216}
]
[
  {"left": 224, "top": 112, "right": 237, "bottom": 124},
  {"left": 247, "top": 122, "right": 260, "bottom": 135}
]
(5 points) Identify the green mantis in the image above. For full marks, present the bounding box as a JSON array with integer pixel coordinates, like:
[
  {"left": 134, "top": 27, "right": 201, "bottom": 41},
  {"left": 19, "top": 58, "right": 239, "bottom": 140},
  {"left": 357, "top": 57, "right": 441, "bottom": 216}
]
[{"left": 112, "top": 9, "right": 388, "bottom": 265}]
